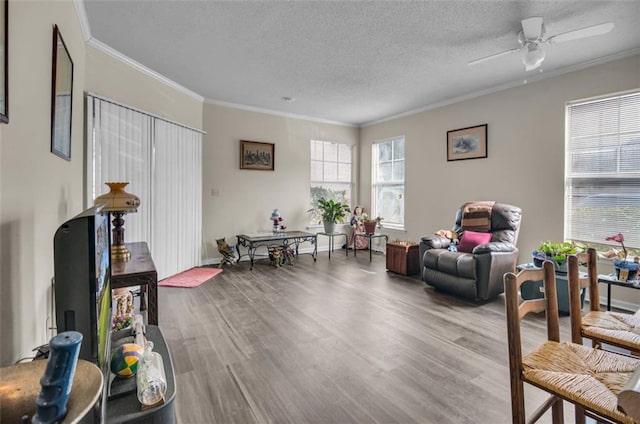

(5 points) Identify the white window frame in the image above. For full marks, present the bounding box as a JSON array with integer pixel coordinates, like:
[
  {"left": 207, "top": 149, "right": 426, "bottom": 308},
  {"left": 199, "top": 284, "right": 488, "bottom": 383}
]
[
  {"left": 565, "top": 89, "right": 640, "bottom": 251},
  {"left": 372, "top": 136, "right": 405, "bottom": 230},
  {"left": 309, "top": 140, "right": 355, "bottom": 225}
]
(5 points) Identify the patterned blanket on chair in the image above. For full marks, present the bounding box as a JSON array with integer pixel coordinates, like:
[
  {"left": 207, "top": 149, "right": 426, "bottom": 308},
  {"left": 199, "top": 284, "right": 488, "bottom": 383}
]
[{"left": 461, "top": 201, "right": 495, "bottom": 233}]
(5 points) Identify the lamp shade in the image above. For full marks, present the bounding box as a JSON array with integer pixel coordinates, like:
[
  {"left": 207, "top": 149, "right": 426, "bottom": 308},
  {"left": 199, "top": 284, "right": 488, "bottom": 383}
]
[
  {"left": 94, "top": 182, "right": 140, "bottom": 212},
  {"left": 523, "top": 43, "right": 545, "bottom": 71}
]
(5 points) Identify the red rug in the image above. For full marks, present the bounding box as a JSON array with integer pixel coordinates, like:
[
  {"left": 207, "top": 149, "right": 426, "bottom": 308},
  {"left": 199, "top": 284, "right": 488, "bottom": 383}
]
[{"left": 158, "top": 267, "right": 222, "bottom": 288}]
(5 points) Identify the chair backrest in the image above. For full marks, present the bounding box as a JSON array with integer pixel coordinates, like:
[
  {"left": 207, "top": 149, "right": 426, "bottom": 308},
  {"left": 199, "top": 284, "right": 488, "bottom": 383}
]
[
  {"left": 453, "top": 202, "right": 522, "bottom": 245},
  {"left": 567, "top": 248, "right": 600, "bottom": 344},
  {"left": 504, "top": 260, "right": 559, "bottom": 423}
]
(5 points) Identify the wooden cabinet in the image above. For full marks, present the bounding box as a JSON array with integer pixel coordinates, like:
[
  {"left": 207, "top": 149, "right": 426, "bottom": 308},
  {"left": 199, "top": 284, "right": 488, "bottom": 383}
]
[{"left": 386, "top": 242, "right": 420, "bottom": 275}]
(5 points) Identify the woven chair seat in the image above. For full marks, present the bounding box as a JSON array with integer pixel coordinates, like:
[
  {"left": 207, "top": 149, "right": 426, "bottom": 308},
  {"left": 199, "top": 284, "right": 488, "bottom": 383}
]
[
  {"left": 523, "top": 340, "right": 640, "bottom": 423},
  {"left": 582, "top": 311, "right": 640, "bottom": 350}
]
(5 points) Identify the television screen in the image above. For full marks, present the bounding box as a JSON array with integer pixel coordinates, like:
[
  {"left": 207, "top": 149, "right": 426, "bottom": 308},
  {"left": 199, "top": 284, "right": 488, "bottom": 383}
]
[{"left": 54, "top": 205, "right": 112, "bottom": 422}]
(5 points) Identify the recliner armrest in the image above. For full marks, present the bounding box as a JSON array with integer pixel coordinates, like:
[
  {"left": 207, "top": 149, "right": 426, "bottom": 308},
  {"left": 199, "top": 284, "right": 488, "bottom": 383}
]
[
  {"left": 473, "top": 241, "right": 517, "bottom": 254},
  {"left": 420, "top": 235, "right": 451, "bottom": 250}
]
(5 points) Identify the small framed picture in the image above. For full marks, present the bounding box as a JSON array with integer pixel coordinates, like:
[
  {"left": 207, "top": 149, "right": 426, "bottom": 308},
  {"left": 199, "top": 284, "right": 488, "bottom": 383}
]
[
  {"left": 447, "top": 124, "right": 487, "bottom": 161},
  {"left": 240, "top": 140, "right": 274, "bottom": 170}
]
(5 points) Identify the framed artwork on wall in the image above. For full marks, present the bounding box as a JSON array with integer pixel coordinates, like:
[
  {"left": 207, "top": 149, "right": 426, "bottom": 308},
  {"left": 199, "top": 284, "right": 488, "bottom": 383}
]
[
  {"left": 447, "top": 124, "right": 488, "bottom": 161},
  {"left": 240, "top": 140, "right": 275, "bottom": 170},
  {"left": 50, "top": 25, "right": 74, "bottom": 161},
  {"left": 0, "top": 0, "right": 8, "bottom": 123}
]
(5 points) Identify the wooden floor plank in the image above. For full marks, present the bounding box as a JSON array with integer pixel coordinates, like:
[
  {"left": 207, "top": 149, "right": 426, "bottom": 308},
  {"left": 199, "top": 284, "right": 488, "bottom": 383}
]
[{"left": 159, "top": 252, "right": 576, "bottom": 423}]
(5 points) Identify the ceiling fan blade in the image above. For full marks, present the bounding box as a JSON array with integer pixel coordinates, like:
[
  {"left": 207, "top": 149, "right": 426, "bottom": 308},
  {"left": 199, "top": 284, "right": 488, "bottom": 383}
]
[
  {"left": 522, "top": 17, "right": 544, "bottom": 40},
  {"left": 468, "top": 48, "right": 521, "bottom": 66},
  {"left": 546, "top": 22, "right": 614, "bottom": 44}
]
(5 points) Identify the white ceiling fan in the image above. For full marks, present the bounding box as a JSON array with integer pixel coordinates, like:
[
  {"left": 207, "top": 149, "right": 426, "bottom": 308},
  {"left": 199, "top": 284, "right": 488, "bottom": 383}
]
[{"left": 468, "top": 17, "right": 614, "bottom": 71}]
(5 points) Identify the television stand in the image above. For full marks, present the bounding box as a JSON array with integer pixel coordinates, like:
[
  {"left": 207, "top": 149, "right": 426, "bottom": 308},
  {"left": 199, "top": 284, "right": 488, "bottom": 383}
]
[{"left": 106, "top": 325, "right": 175, "bottom": 423}]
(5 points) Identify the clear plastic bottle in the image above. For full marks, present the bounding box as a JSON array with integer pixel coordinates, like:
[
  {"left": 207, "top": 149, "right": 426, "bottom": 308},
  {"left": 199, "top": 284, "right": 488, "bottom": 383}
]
[{"left": 136, "top": 342, "right": 167, "bottom": 406}]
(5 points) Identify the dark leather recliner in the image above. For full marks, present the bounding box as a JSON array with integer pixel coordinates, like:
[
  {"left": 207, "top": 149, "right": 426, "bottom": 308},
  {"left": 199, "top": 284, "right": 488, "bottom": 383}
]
[{"left": 420, "top": 202, "right": 522, "bottom": 302}]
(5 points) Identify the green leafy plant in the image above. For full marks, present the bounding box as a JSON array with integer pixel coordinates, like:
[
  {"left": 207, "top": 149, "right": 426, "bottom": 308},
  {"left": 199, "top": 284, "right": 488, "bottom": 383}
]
[
  {"left": 533, "top": 241, "right": 582, "bottom": 265},
  {"left": 309, "top": 197, "right": 350, "bottom": 224}
]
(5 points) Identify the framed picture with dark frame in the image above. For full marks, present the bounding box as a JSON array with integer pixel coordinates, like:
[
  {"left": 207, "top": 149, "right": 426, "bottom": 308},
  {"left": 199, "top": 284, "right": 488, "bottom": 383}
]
[
  {"left": 0, "top": 0, "right": 8, "bottom": 123},
  {"left": 240, "top": 140, "right": 275, "bottom": 170},
  {"left": 447, "top": 124, "right": 488, "bottom": 161},
  {"left": 50, "top": 25, "right": 74, "bottom": 161}
]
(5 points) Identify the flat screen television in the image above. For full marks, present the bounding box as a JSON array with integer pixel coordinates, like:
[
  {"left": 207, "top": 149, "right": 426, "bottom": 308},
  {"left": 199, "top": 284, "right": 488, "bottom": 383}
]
[{"left": 54, "top": 205, "right": 111, "bottom": 422}]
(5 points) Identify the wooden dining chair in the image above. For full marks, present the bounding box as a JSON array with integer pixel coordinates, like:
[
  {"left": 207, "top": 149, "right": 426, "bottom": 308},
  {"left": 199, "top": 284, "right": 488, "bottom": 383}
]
[
  {"left": 504, "top": 260, "right": 640, "bottom": 424},
  {"left": 567, "top": 248, "right": 640, "bottom": 353}
]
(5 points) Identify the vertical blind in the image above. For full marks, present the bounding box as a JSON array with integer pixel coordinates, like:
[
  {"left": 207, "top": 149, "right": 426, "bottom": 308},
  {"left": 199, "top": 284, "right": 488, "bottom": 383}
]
[
  {"left": 565, "top": 90, "right": 640, "bottom": 248},
  {"left": 87, "top": 94, "right": 203, "bottom": 279}
]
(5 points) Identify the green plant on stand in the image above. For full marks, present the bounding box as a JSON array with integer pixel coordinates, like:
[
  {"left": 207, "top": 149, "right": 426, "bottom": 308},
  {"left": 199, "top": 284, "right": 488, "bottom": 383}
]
[
  {"left": 532, "top": 241, "right": 582, "bottom": 272},
  {"left": 309, "top": 197, "right": 350, "bottom": 234}
]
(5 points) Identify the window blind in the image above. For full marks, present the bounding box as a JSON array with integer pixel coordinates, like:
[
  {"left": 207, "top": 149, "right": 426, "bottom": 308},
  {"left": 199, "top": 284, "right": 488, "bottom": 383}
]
[
  {"left": 565, "top": 90, "right": 640, "bottom": 248},
  {"left": 87, "top": 94, "right": 203, "bottom": 279}
]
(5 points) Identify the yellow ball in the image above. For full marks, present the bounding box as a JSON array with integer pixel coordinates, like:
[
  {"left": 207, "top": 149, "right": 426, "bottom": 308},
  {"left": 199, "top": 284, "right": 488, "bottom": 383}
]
[{"left": 110, "top": 343, "right": 144, "bottom": 377}]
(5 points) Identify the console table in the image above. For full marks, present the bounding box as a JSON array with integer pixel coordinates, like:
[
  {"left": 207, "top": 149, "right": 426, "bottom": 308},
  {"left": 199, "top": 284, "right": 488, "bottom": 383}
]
[
  {"left": 107, "top": 325, "right": 175, "bottom": 423},
  {"left": 112, "top": 242, "right": 158, "bottom": 325},
  {"left": 236, "top": 231, "right": 317, "bottom": 269}
]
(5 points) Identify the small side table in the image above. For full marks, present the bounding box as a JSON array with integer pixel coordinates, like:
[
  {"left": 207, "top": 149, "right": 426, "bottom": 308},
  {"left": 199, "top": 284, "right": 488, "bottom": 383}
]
[
  {"left": 353, "top": 233, "right": 389, "bottom": 262},
  {"left": 317, "top": 232, "right": 348, "bottom": 259},
  {"left": 386, "top": 241, "right": 420, "bottom": 275},
  {"left": 112, "top": 242, "right": 158, "bottom": 325}
]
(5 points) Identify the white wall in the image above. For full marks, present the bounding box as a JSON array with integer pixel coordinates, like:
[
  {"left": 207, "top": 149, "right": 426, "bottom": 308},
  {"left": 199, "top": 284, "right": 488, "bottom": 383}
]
[
  {"left": 0, "top": 2, "right": 205, "bottom": 366},
  {"left": 0, "top": 1, "right": 87, "bottom": 366},
  {"left": 202, "top": 103, "right": 359, "bottom": 263},
  {"left": 361, "top": 54, "right": 640, "bottom": 307},
  {"left": 85, "top": 46, "right": 203, "bottom": 130}
]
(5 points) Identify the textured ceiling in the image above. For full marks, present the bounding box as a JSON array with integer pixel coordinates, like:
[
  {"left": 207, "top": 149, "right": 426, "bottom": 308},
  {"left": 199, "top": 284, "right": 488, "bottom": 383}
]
[{"left": 83, "top": 1, "right": 640, "bottom": 126}]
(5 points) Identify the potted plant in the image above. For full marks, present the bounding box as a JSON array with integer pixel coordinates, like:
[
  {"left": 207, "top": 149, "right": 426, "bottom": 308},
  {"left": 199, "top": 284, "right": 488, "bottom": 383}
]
[
  {"left": 532, "top": 241, "right": 582, "bottom": 273},
  {"left": 605, "top": 233, "right": 639, "bottom": 281},
  {"left": 361, "top": 214, "right": 383, "bottom": 234},
  {"left": 310, "top": 197, "right": 350, "bottom": 234}
]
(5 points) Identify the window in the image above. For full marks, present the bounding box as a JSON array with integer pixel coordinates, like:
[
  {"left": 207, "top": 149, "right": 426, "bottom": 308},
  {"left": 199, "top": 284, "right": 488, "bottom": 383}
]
[
  {"left": 372, "top": 136, "right": 405, "bottom": 229},
  {"left": 565, "top": 90, "right": 640, "bottom": 250},
  {"left": 310, "top": 140, "right": 353, "bottom": 223}
]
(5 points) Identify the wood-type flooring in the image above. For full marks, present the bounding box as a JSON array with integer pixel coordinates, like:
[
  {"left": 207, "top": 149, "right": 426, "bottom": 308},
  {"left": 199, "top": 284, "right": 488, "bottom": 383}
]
[{"left": 158, "top": 250, "right": 576, "bottom": 423}]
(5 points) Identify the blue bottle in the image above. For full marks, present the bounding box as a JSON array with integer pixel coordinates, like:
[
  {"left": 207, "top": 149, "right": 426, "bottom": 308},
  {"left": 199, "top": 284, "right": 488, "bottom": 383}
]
[{"left": 32, "top": 331, "right": 83, "bottom": 424}]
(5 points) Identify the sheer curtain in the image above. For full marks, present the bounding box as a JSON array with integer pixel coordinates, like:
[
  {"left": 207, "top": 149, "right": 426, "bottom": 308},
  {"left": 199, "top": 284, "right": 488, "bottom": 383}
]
[{"left": 87, "top": 94, "right": 203, "bottom": 279}]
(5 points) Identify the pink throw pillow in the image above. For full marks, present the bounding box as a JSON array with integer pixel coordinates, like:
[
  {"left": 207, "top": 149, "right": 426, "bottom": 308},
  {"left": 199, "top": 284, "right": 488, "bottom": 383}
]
[{"left": 457, "top": 230, "right": 492, "bottom": 253}]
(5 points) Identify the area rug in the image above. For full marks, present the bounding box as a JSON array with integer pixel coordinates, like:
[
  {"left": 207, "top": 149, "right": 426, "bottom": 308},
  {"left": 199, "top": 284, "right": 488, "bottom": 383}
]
[{"left": 158, "top": 267, "right": 222, "bottom": 288}]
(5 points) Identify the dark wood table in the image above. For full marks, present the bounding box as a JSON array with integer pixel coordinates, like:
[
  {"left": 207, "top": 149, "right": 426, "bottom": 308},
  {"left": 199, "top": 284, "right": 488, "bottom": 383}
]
[
  {"left": 112, "top": 242, "right": 158, "bottom": 325},
  {"left": 597, "top": 273, "right": 640, "bottom": 311},
  {"left": 236, "top": 231, "right": 317, "bottom": 269}
]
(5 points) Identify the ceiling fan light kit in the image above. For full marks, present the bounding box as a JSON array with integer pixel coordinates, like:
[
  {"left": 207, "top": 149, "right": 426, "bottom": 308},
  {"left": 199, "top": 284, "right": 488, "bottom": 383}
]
[
  {"left": 523, "top": 43, "right": 545, "bottom": 71},
  {"left": 469, "top": 17, "right": 614, "bottom": 72}
]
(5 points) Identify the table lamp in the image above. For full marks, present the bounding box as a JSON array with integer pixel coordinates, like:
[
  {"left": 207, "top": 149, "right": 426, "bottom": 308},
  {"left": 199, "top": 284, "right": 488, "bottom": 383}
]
[{"left": 94, "top": 182, "right": 140, "bottom": 261}]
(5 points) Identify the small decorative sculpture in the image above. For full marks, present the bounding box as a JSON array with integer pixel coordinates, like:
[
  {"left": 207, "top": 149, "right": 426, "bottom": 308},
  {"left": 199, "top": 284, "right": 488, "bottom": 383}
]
[
  {"left": 216, "top": 238, "right": 236, "bottom": 268},
  {"left": 270, "top": 209, "right": 284, "bottom": 233},
  {"left": 269, "top": 246, "right": 284, "bottom": 267}
]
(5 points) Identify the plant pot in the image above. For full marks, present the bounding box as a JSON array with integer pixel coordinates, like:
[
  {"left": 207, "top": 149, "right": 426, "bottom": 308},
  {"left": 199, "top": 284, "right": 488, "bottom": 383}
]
[
  {"left": 363, "top": 221, "right": 377, "bottom": 234},
  {"left": 613, "top": 258, "right": 639, "bottom": 281},
  {"left": 532, "top": 251, "right": 567, "bottom": 273},
  {"left": 323, "top": 221, "right": 337, "bottom": 234}
]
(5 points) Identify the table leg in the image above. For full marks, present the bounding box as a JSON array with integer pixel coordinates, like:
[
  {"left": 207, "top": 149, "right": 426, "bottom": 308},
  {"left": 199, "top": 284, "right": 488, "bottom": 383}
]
[
  {"left": 328, "top": 235, "right": 332, "bottom": 259},
  {"left": 369, "top": 237, "right": 373, "bottom": 262},
  {"left": 148, "top": 278, "right": 158, "bottom": 325},
  {"left": 607, "top": 283, "right": 612, "bottom": 311}
]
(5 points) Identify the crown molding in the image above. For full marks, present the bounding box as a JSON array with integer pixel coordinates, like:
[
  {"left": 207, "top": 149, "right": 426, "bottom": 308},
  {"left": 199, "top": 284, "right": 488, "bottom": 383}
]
[
  {"left": 361, "top": 48, "right": 640, "bottom": 127},
  {"left": 73, "top": 0, "right": 92, "bottom": 42},
  {"left": 204, "top": 98, "right": 357, "bottom": 128}
]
